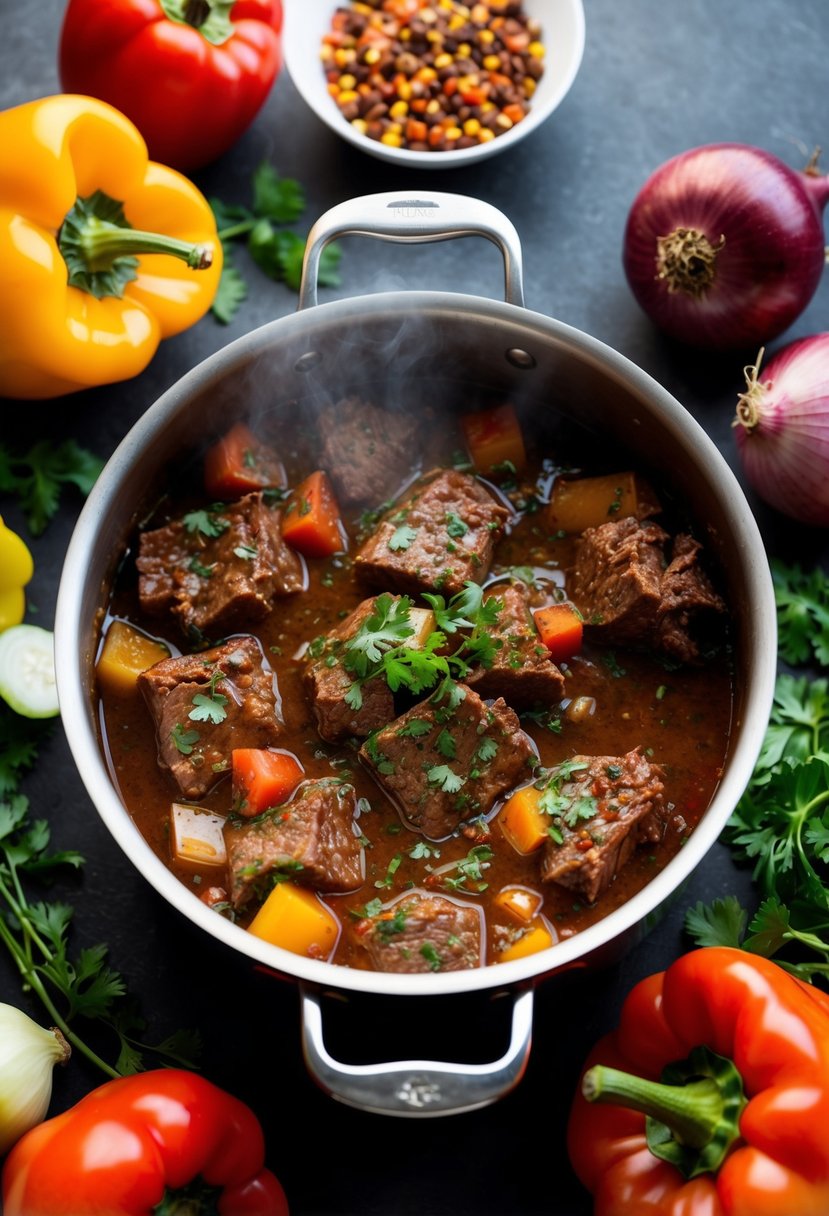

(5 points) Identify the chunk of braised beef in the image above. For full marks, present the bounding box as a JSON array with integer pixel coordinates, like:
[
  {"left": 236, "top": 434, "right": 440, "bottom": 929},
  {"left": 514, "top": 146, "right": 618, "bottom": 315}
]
[
  {"left": 228, "top": 779, "right": 364, "bottom": 910},
  {"left": 537, "top": 747, "right": 666, "bottom": 903},
  {"left": 354, "top": 469, "right": 509, "bottom": 597},
  {"left": 359, "top": 683, "right": 535, "bottom": 840},
  {"left": 317, "top": 396, "right": 419, "bottom": 507},
  {"left": 351, "top": 891, "right": 483, "bottom": 973},
  {"left": 303, "top": 596, "right": 395, "bottom": 743},
  {"left": 136, "top": 491, "right": 305, "bottom": 641},
  {"left": 137, "top": 636, "right": 281, "bottom": 801},
  {"left": 465, "top": 582, "right": 566, "bottom": 707},
  {"left": 570, "top": 517, "right": 725, "bottom": 662},
  {"left": 654, "top": 533, "right": 727, "bottom": 662}
]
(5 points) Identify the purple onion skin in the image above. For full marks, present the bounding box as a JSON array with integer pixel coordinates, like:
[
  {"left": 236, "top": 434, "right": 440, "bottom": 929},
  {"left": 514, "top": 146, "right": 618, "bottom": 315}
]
[
  {"left": 623, "top": 144, "right": 829, "bottom": 351},
  {"left": 734, "top": 333, "right": 829, "bottom": 527}
]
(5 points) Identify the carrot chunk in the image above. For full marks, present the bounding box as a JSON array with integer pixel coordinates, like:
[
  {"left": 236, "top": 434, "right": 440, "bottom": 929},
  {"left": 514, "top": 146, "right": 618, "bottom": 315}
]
[
  {"left": 533, "top": 603, "right": 584, "bottom": 664},
  {"left": 203, "top": 421, "right": 286, "bottom": 499},
  {"left": 232, "top": 749, "right": 304, "bottom": 818},
  {"left": 499, "top": 786, "right": 549, "bottom": 854},
  {"left": 281, "top": 470, "right": 346, "bottom": 558}
]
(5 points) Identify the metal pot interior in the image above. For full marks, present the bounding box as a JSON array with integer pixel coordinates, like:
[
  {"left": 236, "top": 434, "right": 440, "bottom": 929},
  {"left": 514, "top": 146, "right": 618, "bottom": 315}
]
[{"left": 55, "top": 291, "right": 777, "bottom": 998}]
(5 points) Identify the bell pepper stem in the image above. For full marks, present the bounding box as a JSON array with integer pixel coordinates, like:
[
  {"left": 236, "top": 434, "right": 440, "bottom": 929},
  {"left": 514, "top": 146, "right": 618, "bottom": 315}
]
[
  {"left": 58, "top": 189, "right": 213, "bottom": 300},
  {"left": 78, "top": 217, "right": 212, "bottom": 271},
  {"left": 582, "top": 1045, "right": 747, "bottom": 1179},
  {"left": 583, "top": 1064, "right": 723, "bottom": 1149}
]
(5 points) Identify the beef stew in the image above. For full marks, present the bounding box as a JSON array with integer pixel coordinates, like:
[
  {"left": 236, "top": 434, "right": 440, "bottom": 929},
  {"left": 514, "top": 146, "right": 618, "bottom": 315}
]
[{"left": 95, "top": 394, "right": 733, "bottom": 975}]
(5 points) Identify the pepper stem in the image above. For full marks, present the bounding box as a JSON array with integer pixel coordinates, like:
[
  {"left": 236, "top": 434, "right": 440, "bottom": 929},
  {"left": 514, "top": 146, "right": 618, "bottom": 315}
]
[
  {"left": 160, "top": 0, "right": 236, "bottom": 44},
  {"left": 582, "top": 1045, "right": 746, "bottom": 1179},
  {"left": 58, "top": 190, "right": 212, "bottom": 301},
  {"left": 656, "top": 227, "right": 726, "bottom": 298}
]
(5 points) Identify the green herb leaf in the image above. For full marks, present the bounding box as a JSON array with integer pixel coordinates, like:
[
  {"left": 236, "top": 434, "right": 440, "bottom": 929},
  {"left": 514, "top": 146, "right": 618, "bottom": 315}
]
[
  {"left": 189, "top": 690, "right": 228, "bottom": 726},
  {"left": 211, "top": 256, "right": 248, "bottom": 324},
  {"left": 388, "top": 524, "right": 418, "bottom": 552},
  {"left": 426, "top": 764, "right": 465, "bottom": 794},
  {"left": 182, "top": 508, "right": 229, "bottom": 538},
  {"left": 252, "top": 163, "right": 306, "bottom": 223},
  {"left": 684, "top": 897, "right": 748, "bottom": 949},
  {"left": 772, "top": 560, "right": 829, "bottom": 668},
  {"left": 0, "top": 440, "right": 103, "bottom": 535}
]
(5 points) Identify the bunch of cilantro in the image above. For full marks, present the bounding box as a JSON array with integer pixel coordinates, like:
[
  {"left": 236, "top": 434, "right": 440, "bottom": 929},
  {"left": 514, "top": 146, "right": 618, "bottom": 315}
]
[
  {"left": 0, "top": 451, "right": 200, "bottom": 1076},
  {"left": 339, "top": 583, "right": 502, "bottom": 711},
  {"left": 686, "top": 559, "right": 829, "bottom": 987},
  {"left": 210, "top": 162, "right": 342, "bottom": 323}
]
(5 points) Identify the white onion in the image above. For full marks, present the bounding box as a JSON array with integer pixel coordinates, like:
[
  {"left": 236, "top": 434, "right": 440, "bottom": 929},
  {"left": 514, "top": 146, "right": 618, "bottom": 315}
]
[
  {"left": 733, "top": 334, "right": 829, "bottom": 527},
  {"left": 0, "top": 1003, "right": 70, "bottom": 1154}
]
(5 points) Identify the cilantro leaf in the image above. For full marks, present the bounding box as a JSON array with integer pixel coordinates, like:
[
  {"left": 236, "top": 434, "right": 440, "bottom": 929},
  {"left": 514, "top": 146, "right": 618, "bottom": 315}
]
[
  {"left": 208, "top": 162, "right": 344, "bottom": 318},
  {"left": 772, "top": 560, "right": 829, "bottom": 668},
  {"left": 182, "top": 508, "right": 229, "bottom": 538},
  {"left": 252, "top": 163, "right": 306, "bottom": 223},
  {"left": 344, "top": 594, "right": 415, "bottom": 674},
  {"left": 188, "top": 692, "right": 228, "bottom": 725},
  {"left": 0, "top": 439, "right": 103, "bottom": 535},
  {"left": 426, "top": 764, "right": 465, "bottom": 794},
  {"left": 388, "top": 524, "right": 418, "bottom": 552},
  {"left": 0, "top": 708, "right": 52, "bottom": 797},
  {"left": 684, "top": 896, "right": 747, "bottom": 949},
  {"left": 211, "top": 257, "right": 248, "bottom": 324}
]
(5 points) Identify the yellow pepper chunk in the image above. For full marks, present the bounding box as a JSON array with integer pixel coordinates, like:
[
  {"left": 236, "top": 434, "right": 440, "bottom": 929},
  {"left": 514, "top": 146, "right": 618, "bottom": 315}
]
[
  {"left": 0, "top": 516, "right": 34, "bottom": 633},
  {"left": 497, "top": 919, "right": 555, "bottom": 962},
  {"left": 248, "top": 883, "right": 340, "bottom": 958},
  {"left": 547, "top": 471, "right": 643, "bottom": 534},
  {"left": 96, "top": 619, "right": 170, "bottom": 696},
  {"left": 493, "top": 885, "right": 542, "bottom": 925}
]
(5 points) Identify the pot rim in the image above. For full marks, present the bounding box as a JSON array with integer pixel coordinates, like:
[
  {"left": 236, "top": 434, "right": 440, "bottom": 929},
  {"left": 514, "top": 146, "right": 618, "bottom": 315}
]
[{"left": 54, "top": 289, "right": 778, "bottom": 998}]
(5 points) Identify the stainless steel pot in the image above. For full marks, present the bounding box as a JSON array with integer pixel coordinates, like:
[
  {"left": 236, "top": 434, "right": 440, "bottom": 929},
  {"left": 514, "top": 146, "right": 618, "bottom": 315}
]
[{"left": 55, "top": 192, "right": 777, "bottom": 1118}]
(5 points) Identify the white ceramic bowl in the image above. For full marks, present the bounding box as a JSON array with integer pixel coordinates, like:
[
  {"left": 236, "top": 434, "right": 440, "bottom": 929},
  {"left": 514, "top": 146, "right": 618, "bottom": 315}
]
[{"left": 282, "top": 0, "right": 586, "bottom": 168}]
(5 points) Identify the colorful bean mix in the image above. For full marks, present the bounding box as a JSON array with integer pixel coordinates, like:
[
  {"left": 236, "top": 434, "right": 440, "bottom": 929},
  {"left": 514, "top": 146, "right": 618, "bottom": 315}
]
[{"left": 321, "top": 0, "right": 545, "bottom": 152}]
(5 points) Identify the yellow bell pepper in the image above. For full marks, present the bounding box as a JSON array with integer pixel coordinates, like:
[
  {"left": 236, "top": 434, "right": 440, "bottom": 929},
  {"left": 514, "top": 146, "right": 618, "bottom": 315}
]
[
  {"left": 0, "top": 94, "right": 222, "bottom": 400},
  {"left": 0, "top": 517, "right": 34, "bottom": 632}
]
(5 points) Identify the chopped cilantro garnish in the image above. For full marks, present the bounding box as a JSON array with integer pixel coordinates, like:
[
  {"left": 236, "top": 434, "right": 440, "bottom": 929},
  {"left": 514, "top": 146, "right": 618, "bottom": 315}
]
[{"left": 388, "top": 524, "right": 418, "bottom": 552}]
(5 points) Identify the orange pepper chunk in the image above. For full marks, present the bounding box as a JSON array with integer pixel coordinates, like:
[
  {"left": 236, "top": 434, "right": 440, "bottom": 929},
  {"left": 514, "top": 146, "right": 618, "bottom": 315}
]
[{"left": 461, "top": 403, "right": 526, "bottom": 478}]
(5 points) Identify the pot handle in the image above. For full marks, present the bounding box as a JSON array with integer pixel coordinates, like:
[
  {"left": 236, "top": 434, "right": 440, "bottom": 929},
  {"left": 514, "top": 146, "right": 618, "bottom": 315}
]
[
  {"left": 298, "top": 191, "right": 525, "bottom": 311},
  {"left": 299, "top": 983, "right": 534, "bottom": 1117}
]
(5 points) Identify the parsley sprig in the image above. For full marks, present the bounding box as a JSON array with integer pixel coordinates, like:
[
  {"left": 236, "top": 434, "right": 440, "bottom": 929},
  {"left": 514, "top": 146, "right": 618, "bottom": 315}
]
[
  {"left": 341, "top": 584, "right": 503, "bottom": 711},
  {"left": 685, "top": 560, "right": 829, "bottom": 986},
  {"left": 0, "top": 705, "right": 201, "bottom": 1077},
  {"left": 210, "top": 162, "right": 342, "bottom": 323}
]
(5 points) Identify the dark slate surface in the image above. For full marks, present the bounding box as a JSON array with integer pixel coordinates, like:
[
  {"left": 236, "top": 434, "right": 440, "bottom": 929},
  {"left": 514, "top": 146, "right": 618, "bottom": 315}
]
[{"left": 2, "top": 2, "right": 829, "bottom": 1213}]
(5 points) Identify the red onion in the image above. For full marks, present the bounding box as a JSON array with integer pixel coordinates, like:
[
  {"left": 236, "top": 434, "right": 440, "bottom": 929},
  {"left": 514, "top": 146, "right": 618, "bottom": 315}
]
[
  {"left": 733, "top": 334, "right": 829, "bottom": 526},
  {"left": 623, "top": 144, "right": 829, "bottom": 351}
]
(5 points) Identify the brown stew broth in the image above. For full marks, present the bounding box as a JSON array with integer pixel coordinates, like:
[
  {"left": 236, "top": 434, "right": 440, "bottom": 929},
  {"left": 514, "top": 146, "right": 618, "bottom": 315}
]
[{"left": 97, "top": 406, "right": 734, "bottom": 970}]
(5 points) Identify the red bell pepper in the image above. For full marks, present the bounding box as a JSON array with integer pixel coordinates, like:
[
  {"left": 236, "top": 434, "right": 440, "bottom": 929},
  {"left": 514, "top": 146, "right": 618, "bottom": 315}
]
[
  {"left": 567, "top": 947, "right": 829, "bottom": 1216},
  {"left": 1, "top": 1068, "right": 289, "bottom": 1215},
  {"left": 58, "top": 0, "right": 284, "bottom": 172}
]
